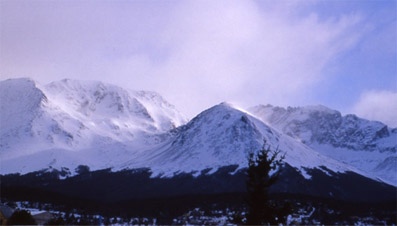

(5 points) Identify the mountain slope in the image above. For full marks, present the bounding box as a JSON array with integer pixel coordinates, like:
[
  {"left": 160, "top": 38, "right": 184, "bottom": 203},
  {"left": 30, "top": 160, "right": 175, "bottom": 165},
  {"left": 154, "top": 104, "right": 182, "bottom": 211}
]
[
  {"left": 1, "top": 78, "right": 395, "bottom": 188},
  {"left": 0, "top": 78, "right": 187, "bottom": 174},
  {"left": 248, "top": 104, "right": 397, "bottom": 186},
  {"left": 0, "top": 78, "right": 64, "bottom": 158},
  {"left": 122, "top": 103, "right": 372, "bottom": 182},
  {"left": 44, "top": 79, "right": 186, "bottom": 135},
  {"left": 1, "top": 78, "right": 396, "bottom": 204}
]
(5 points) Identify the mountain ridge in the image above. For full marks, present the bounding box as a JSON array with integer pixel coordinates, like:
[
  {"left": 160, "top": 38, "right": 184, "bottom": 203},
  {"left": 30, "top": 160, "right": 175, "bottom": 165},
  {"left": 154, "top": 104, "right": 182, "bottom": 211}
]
[
  {"left": 0, "top": 78, "right": 396, "bottom": 187},
  {"left": 248, "top": 104, "right": 397, "bottom": 186},
  {"left": 0, "top": 78, "right": 187, "bottom": 173}
]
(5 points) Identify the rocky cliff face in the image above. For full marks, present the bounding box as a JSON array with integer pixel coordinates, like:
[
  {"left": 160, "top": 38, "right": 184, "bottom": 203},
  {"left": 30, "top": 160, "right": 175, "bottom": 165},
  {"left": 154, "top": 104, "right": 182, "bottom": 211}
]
[
  {"left": 1, "top": 78, "right": 396, "bottom": 186},
  {"left": 248, "top": 104, "right": 397, "bottom": 185}
]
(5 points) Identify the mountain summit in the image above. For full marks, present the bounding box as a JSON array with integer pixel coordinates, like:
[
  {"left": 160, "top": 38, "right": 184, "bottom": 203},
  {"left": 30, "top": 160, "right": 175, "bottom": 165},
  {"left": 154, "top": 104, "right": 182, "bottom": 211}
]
[
  {"left": 1, "top": 78, "right": 396, "bottom": 188},
  {"left": 0, "top": 78, "right": 187, "bottom": 173},
  {"left": 249, "top": 104, "right": 397, "bottom": 186}
]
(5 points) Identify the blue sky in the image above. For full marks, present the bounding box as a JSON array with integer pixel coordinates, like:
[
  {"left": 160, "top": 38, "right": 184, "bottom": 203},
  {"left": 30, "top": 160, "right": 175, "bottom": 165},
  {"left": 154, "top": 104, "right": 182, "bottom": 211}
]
[{"left": 1, "top": 0, "right": 396, "bottom": 126}]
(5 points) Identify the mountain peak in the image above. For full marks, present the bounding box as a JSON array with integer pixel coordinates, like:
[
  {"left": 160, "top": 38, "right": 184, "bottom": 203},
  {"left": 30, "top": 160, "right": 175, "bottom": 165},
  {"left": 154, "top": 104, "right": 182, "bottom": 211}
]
[
  {"left": 1, "top": 78, "right": 395, "bottom": 186},
  {"left": 2, "top": 77, "right": 37, "bottom": 83},
  {"left": 218, "top": 101, "right": 234, "bottom": 107},
  {"left": 299, "top": 104, "right": 337, "bottom": 114},
  {"left": 144, "top": 102, "right": 266, "bottom": 175},
  {"left": 0, "top": 77, "right": 47, "bottom": 128},
  {"left": 43, "top": 79, "right": 187, "bottom": 130},
  {"left": 0, "top": 78, "right": 188, "bottom": 174},
  {"left": 249, "top": 103, "right": 397, "bottom": 185}
]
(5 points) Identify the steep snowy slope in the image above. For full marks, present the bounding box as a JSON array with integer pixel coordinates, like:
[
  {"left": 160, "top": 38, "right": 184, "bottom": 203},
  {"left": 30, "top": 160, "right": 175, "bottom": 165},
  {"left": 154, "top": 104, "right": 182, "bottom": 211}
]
[
  {"left": 125, "top": 103, "right": 370, "bottom": 181},
  {"left": 44, "top": 79, "right": 186, "bottom": 135},
  {"left": 0, "top": 78, "right": 187, "bottom": 174},
  {"left": 0, "top": 78, "right": 75, "bottom": 159},
  {"left": 1, "top": 78, "right": 393, "bottom": 188},
  {"left": 248, "top": 104, "right": 397, "bottom": 185}
]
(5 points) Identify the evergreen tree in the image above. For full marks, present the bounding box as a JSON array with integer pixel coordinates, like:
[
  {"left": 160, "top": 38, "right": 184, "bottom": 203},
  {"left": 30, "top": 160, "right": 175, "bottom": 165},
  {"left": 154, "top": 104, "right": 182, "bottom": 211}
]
[
  {"left": 7, "top": 210, "right": 37, "bottom": 225},
  {"left": 246, "top": 141, "right": 284, "bottom": 225},
  {"left": 75, "top": 165, "right": 90, "bottom": 175}
]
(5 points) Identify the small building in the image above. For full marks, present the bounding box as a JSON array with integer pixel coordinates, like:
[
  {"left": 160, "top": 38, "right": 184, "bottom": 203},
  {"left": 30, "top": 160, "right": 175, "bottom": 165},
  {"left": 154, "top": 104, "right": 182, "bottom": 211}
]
[
  {"left": 32, "top": 211, "right": 54, "bottom": 225},
  {"left": 0, "top": 204, "right": 15, "bottom": 225}
]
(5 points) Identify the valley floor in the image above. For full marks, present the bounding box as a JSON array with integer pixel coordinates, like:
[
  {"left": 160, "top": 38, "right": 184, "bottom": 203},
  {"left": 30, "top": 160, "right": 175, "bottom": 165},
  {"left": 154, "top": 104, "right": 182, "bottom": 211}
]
[
  {"left": 2, "top": 197, "right": 396, "bottom": 225},
  {"left": 1, "top": 167, "right": 396, "bottom": 225}
]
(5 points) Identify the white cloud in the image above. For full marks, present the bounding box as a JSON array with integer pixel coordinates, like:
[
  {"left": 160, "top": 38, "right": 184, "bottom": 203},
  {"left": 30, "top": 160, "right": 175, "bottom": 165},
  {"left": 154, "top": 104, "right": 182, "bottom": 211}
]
[
  {"left": 103, "top": 0, "right": 366, "bottom": 116},
  {"left": 0, "top": 0, "right": 370, "bottom": 117},
  {"left": 150, "top": 1, "right": 364, "bottom": 116},
  {"left": 352, "top": 90, "right": 397, "bottom": 127}
]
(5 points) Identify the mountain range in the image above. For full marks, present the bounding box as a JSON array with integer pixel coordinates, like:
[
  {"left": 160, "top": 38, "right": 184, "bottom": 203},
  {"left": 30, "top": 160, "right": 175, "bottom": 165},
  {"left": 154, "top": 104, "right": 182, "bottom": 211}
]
[{"left": 0, "top": 78, "right": 396, "bottom": 195}]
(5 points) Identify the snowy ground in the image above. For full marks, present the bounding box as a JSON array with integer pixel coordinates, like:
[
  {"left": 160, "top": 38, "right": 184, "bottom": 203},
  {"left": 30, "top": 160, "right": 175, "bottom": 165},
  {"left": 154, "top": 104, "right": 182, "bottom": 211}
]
[{"left": 4, "top": 200, "right": 394, "bottom": 225}]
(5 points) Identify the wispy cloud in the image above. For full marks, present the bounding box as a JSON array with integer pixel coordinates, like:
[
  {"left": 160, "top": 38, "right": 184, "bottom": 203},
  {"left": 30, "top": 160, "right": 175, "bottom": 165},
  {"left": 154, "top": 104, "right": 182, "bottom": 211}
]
[
  {"left": 351, "top": 90, "right": 397, "bottom": 127},
  {"left": 1, "top": 0, "right": 394, "bottom": 118},
  {"left": 99, "top": 0, "right": 366, "bottom": 116}
]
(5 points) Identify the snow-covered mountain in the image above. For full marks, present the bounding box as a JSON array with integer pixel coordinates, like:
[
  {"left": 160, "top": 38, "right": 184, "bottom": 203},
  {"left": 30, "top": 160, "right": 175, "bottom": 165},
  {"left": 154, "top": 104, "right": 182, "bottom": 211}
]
[
  {"left": 129, "top": 103, "right": 359, "bottom": 179},
  {"left": 0, "top": 78, "right": 187, "bottom": 173},
  {"left": 248, "top": 104, "right": 397, "bottom": 186},
  {"left": 1, "top": 78, "right": 396, "bottom": 188}
]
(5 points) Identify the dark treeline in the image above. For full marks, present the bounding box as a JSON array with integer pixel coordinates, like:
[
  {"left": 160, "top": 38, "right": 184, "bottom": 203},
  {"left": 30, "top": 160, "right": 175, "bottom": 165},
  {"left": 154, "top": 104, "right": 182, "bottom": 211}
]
[{"left": 1, "top": 166, "right": 396, "bottom": 224}]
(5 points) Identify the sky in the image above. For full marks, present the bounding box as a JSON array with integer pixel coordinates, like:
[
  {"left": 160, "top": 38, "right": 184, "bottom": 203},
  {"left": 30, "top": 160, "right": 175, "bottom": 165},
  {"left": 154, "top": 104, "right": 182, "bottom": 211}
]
[{"left": 1, "top": 0, "right": 396, "bottom": 126}]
